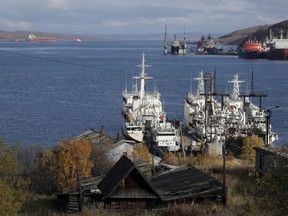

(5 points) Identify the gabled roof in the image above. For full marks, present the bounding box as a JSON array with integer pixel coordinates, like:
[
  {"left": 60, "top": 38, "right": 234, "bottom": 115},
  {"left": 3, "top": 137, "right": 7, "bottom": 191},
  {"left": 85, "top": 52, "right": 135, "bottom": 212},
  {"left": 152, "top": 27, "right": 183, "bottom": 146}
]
[
  {"left": 78, "top": 129, "right": 137, "bottom": 154},
  {"left": 97, "top": 155, "right": 160, "bottom": 199},
  {"left": 77, "top": 129, "right": 116, "bottom": 148},
  {"left": 150, "top": 165, "right": 223, "bottom": 201}
]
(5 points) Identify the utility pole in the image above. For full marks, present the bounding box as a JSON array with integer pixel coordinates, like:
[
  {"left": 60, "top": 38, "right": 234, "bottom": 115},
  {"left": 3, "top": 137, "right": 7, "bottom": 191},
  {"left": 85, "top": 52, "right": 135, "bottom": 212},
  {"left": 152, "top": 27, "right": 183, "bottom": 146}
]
[
  {"left": 265, "top": 106, "right": 279, "bottom": 145},
  {"left": 222, "top": 124, "right": 227, "bottom": 205}
]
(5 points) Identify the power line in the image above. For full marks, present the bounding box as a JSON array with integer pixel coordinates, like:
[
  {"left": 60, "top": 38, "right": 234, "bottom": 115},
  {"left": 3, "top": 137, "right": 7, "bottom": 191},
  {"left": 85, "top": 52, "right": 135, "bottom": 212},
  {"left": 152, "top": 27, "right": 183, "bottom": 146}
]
[{"left": 0, "top": 49, "right": 126, "bottom": 73}]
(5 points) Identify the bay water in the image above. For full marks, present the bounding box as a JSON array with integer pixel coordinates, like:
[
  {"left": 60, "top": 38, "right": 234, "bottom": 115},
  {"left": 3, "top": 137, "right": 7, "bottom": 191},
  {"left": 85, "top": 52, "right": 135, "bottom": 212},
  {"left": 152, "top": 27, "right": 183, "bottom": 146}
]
[{"left": 0, "top": 40, "right": 287, "bottom": 147}]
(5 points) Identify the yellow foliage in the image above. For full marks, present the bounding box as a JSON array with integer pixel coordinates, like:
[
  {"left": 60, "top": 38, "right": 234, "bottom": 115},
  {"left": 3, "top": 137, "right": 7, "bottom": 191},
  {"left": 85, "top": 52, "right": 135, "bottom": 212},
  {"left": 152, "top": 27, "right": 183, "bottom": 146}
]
[
  {"left": 163, "top": 152, "right": 178, "bottom": 165},
  {"left": 40, "top": 138, "right": 93, "bottom": 192},
  {"left": 0, "top": 180, "right": 18, "bottom": 216},
  {"left": 163, "top": 152, "right": 186, "bottom": 166},
  {"left": 0, "top": 142, "right": 28, "bottom": 215},
  {"left": 131, "top": 144, "right": 151, "bottom": 164},
  {"left": 241, "top": 135, "right": 264, "bottom": 162}
]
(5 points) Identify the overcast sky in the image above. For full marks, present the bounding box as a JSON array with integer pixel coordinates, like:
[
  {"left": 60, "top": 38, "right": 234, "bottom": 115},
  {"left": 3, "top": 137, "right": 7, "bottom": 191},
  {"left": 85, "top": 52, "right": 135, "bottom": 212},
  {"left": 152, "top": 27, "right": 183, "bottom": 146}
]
[{"left": 1, "top": 0, "right": 287, "bottom": 36}]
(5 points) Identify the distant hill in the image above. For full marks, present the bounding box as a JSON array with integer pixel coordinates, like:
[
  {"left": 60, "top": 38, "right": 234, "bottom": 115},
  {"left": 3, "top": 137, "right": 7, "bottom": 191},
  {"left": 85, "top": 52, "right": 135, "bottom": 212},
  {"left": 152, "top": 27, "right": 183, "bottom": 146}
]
[
  {"left": 244, "top": 20, "right": 288, "bottom": 43},
  {"left": 218, "top": 25, "right": 270, "bottom": 45},
  {"left": 0, "top": 30, "right": 99, "bottom": 41},
  {"left": 1, "top": 20, "right": 288, "bottom": 44},
  {"left": 218, "top": 20, "right": 288, "bottom": 45}
]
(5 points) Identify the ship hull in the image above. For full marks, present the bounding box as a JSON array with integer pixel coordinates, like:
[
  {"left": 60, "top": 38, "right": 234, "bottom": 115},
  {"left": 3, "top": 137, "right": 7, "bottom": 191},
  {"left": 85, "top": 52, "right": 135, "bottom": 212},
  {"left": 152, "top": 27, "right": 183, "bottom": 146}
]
[
  {"left": 121, "top": 123, "right": 144, "bottom": 142},
  {"left": 238, "top": 40, "right": 263, "bottom": 59},
  {"left": 265, "top": 48, "right": 288, "bottom": 60},
  {"left": 238, "top": 51, "right": 262, "bottom": 59}
]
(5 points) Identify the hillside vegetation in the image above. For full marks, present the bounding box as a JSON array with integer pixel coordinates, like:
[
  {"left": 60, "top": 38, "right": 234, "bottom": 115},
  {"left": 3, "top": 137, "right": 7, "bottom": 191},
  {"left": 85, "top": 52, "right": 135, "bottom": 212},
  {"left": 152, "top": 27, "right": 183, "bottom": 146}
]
[
  {"left": 219, "top": 20, "right": 288, "bottom": 45},
  {"left": 0, "top": 30, "right": 98, "bottom": 41}
]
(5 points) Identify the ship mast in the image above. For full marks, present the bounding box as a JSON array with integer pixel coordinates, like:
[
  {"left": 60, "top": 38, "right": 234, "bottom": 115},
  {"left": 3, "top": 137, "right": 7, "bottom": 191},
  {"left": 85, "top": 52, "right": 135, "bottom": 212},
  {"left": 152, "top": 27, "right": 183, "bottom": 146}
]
[
  {"left": 134, "top": 53, "right": 152, "bottom": 99},
  {"left": 195, "top": 71, "right": 205, "bottom": 96},
  {"left": 164, "top": 25, "right": 168, "bottom": 54},
  {"left": 228, "top": 74, "right": 244, "bottom": 101},
  {"left": 239, "top": 71, "right": 267, "bottom": 111},
  {"left": 183, "top": 26, "right": 187, "bottom": 47}
]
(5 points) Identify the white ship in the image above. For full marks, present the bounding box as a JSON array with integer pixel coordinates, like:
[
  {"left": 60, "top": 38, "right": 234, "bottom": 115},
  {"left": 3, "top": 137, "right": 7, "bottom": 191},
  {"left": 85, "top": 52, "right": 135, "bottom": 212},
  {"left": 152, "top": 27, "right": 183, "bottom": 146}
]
[
  {"left": 122, "top": 53, "right": 182, "bottom": 152},
  {"left": 150, "top": 113, "right": 181, "bottom": 152},
  {"left": 121, "top": 53, "right": 163, "bottom": 142},
  {"left": 184, "top": 71, "right": 223, "bottom": 141},
  {"left": 184, "top": 71, "right": 278, "bottom": 145}
]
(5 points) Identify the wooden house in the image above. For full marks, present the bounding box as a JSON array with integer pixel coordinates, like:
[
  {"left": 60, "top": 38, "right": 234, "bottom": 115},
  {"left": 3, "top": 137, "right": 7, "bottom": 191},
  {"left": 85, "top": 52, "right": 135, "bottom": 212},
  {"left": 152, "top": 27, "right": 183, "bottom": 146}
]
[
  {"left": 56, "top": 153, "right": 225, "bottom": 212},
  {"left": 97, "top": 155, "right": 160, "bottom": 209}
]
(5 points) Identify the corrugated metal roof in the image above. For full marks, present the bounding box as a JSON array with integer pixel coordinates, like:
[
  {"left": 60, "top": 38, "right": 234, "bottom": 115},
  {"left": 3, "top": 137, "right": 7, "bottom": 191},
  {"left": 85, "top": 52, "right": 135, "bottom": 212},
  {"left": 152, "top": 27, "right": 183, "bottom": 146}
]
[{"left": 150, "top": 165, "right": 223, "bottom": 201}]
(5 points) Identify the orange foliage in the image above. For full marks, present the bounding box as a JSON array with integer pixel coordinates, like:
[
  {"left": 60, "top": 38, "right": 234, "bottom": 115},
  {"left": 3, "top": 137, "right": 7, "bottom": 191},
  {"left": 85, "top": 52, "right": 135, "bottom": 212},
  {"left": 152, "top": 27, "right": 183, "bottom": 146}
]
[
  {"left": 163, "top": 152, "right": 186, "bottom": 166},
  {"left": 41, "top": 138, "right": 93, "bottom": 192},
  {"left": 131, "top": 144, "right": 152, "bottom": 164}
]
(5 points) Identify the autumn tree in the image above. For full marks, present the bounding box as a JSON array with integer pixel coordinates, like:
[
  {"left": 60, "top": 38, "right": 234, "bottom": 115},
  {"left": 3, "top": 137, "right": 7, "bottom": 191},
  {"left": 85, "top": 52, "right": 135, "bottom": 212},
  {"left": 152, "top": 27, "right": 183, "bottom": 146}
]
[
  {"left": 162, "top": 152, "right": 184, "bottom": 166},
  {"left": 241, "top": 135, "right": 264, "bottom": 162},
  {"left": 131, "top": 144, "right": 151, "bottom": 164},
  {"left": 40, "top": 138, "right": 93, "bottom": 192},
  {"left": 0, "top": 141, "right": 29, "bottom": 215},
  {"left": 90, "top": 146, "right": 113, "bottom": 176},
  {"left": 163, "top": 152, "right": 179, "bottom": 165},
  {"left": 14, "top": 143, "right": 50, "bottom": 193}
]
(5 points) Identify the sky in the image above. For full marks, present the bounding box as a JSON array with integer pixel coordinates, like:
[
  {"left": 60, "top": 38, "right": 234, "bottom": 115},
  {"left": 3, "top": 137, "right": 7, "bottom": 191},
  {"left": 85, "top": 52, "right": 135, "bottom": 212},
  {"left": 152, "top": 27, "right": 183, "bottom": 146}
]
[{"left": 1, "top": 0, "right": 287, "bottom": 37}]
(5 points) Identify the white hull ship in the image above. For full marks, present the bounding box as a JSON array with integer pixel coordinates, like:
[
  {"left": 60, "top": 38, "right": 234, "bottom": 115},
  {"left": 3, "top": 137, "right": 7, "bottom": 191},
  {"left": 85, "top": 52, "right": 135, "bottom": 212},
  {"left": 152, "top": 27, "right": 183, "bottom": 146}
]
[
  {"left": 122, "top": 53, "right": 182, "bottom": 152},
  {"left": 122, "top": 53, "right": 162, "bottom": 142},
  {"left": 150, "top": 115, "right": 181, "bottom": 152},
  {"left": 184, "top": 71, "right": 278, "bottom": 145}
]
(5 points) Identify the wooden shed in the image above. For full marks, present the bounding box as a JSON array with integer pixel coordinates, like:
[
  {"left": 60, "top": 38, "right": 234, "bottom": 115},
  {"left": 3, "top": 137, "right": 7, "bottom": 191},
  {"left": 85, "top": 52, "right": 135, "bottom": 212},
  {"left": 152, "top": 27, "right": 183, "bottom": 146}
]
[
  {"left": 56, "top": 175, "right": 104, "bottom": 213},
  {"left": 254, "top": 147, "right": 288, "bottom": 174},
  {"left": 97, "top": 155, "right": 161, "bottom": 209},
  {"left": 150, "top": 165, "right": 223, "bottom": 204}
]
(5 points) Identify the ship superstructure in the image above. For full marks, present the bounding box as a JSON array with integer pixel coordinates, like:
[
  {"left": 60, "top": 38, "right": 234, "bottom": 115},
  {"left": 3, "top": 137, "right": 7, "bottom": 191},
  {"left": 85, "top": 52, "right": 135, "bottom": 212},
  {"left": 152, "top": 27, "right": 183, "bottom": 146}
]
[
  {"left": 122, "top": 53, "right": 182, "bottom": 152},
  {"left": 122, "top": 53, "right": 162, "bottom": 142},
  {"left": 184, "top": 71, "right": 278, "bottom": 145}
]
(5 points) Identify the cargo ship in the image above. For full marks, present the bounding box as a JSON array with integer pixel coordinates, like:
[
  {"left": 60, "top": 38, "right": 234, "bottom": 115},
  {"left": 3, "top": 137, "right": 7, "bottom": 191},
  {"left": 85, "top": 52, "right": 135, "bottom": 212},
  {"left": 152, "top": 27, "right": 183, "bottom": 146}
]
[
  {"left": 264, "top": 30, "right": 288, "bottom": 60},
  {"left": 238, "top": 40, "right": 263, "bottom": 59},
  {"left": 164, "top": 25, "right": 187, "bottom": 55},
  {"left": 27, "top": 33, "right": 56, "bottom": 42}
]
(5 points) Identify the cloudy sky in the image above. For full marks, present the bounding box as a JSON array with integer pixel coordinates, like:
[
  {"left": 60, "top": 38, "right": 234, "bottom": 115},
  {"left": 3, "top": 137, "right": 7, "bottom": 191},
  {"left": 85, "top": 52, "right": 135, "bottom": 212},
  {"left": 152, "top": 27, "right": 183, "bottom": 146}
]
[{"left": 1, "top": 0, "right": 287, "bottom": 36}]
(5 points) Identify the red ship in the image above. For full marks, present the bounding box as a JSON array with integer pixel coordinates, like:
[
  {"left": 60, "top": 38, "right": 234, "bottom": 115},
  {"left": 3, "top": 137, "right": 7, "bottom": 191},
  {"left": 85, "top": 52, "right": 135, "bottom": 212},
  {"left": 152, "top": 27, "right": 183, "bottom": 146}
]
[
  {"left": 265, "top": 47, "right": 288, "bottom": 60},
  {"left": 27, "top": 33, "right": 56, "bottom": 42},
  {"left": 238, "top": 40, "right": 263, "bottom": 59}
]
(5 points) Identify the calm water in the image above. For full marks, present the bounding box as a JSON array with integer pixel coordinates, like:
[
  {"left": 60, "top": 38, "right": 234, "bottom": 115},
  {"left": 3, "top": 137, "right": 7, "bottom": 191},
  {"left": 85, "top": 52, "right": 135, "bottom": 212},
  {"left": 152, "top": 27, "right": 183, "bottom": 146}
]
[{"left": 0, "top": 40, "right": 287, "bottom": 147}]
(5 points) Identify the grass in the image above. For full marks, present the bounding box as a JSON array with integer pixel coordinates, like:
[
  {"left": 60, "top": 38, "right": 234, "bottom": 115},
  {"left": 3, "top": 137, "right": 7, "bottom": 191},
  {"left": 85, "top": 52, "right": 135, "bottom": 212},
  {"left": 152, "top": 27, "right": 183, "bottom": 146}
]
[
  {"left": 20, "top": 194, "right": 67, "bottom": 216},
  {"left": 20, "top": 157, "right": 273, "bottom": 216}
]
